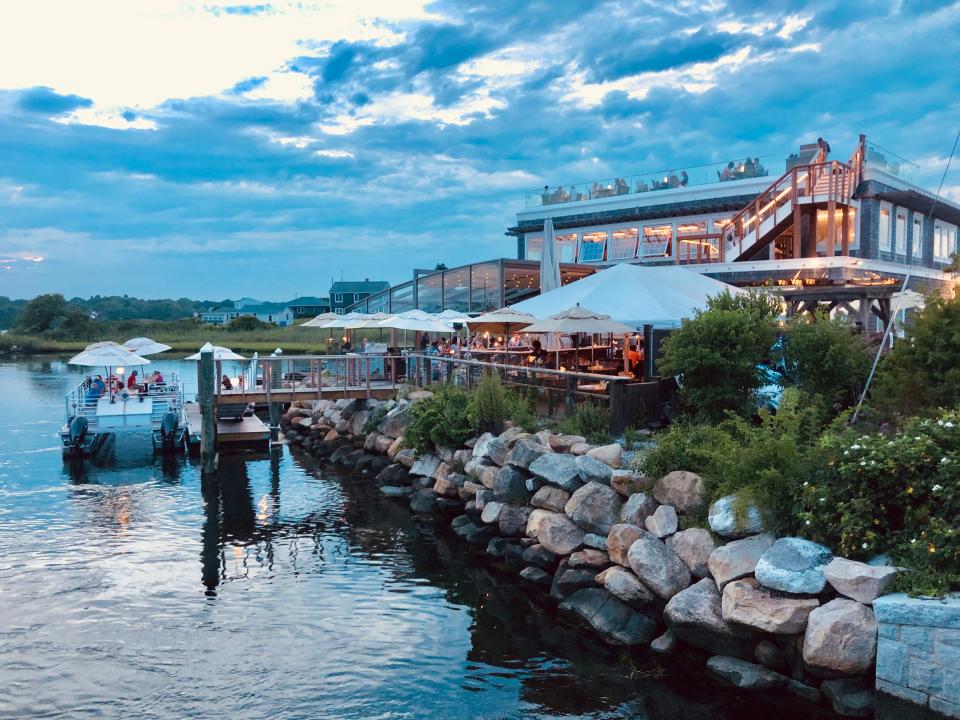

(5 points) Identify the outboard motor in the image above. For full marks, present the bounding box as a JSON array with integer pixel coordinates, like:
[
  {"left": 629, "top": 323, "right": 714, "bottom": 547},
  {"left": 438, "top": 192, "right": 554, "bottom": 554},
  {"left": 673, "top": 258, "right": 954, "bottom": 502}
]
[
  {"left": 67, "top": 416, "right": 88, "bottom": 458},
  {"left": 159, "top": 411, "right": 180, "bottom": 451}
]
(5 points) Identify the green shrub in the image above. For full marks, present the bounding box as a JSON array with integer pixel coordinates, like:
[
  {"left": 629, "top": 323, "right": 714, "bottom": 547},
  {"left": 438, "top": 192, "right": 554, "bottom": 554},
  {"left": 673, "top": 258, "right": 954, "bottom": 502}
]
[
  {"left": 506, "top": 388, "right": 539, "bottom": 432},
  {"left": 468, "top": 371, "right": 510, "bottom": 434},
  {"left": 557, "top": 403, "right": 610, "bottom": 444},
  {"left": 796, "top": 409, "right": 960, "bottom": 596},
  {"left": 622, "top": 426, "right": 642, "bottom": 450},
  {"left": 403, "top": 384, "right": 474, "bottom": 453},
  {"left": 363, "top": 404, "right": 390, "bottom": 434},
  {"left": 658, "top": 290, "right": 779, "bottom": 422}
]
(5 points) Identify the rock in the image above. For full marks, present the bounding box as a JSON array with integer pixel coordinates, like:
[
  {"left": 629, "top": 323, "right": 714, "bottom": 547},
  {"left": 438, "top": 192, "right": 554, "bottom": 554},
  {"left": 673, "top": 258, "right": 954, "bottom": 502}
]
[
  {"left": 380, "top": 485, "right": 413, "bottom": 498},
  {"left": 530, "top": 486, "right": 570, "bottom": 513},
  {"left": 823, "top": 558, "right": 897, "bottom": 604},
  {"left": 528, "top": 453, "right": 583, "bottom": 492},
  {"left": 555, "top": 567, "right": 599, "bottom": 595},
  {"left": 507, "top": 437, "right": 551, "bottom": 469},
  {"left": 644, "top": 504, "right": 678, "bottom": 538},
  {"left": 599, "top": 566, "right": 656, "bottom": 609},
  {"left": 452, "top": 448, "right": 472, "bottom": 469},
  {"left": 754, "top": 639, "right": 788, "bottom": 673},
  {"left": 627, "top": 530, "right": 691, "bottom": 599},
  {"left": 460, "top": 480, "right": 483, "bottom": 500},
  {"left": 522, "top": 544, "right": 558, "bottom": 570},
  {"left": 474, "top": 488, "right": 493, "bottom": 510},
  {"left": 586, "top": 443, "right": 622, "bottom": 468},
  {"left": 559, "top": 588, "right": 657, "bottom": 645},
  {"left": 480, "top": 501, "right": 505, "bottom": 524},
  {"left": 786, "top": 679, "right": 822, "bottom": 704},
  {"left": 329, "top": 445, "right": 353, "bottom": 463},
  {"left": 755, "top": 537, "right": 833, "bottom": 594},
  {"left": 607, "top": 524, "right": 644, "bottom": 566},
  {"left": 395, "top": 448, "right": 416, "bottom": 469},
  {"left": 821, "top": 678, "right": 874, "bottom": 717},
  {"left": 407, "top": 390, "right": 433, "bottom": 403},
  {"left": 663, "top": 579, "right": 758, "bottom": 657},
  {"left": 433, "top": 474, "right": 460, "bottom": 498},
  {"left": 498, "top": 505, "right": 533, "bottom": 538},
  {"left": 568, "top": 549, "right": 611, "bottom": 569},
  {"left": 376, "top": 463, "right": 411, "bottom": 487},
  {"left": 610, "top": 472, "right": 654, "bottom": 497},
  {"left": 564, "top": 482, "right": 623, "bottom": 535},
  {"left": 570, "top": 442, "right": 593, "bottom": 455},
  {"left": 387, "top": 436, "right": 404, "bottom": 459},
  {"left": 519, "top": 566, "right": 552, "bottom": 588},
  {"left": 576, "top": 455, "right": 614, "bottom": 484},
  {"left": 708, "top": 495, "right": 765, "bottom": 538},
  {"left": 525, "top": 476, "right": 543, "bottom": 494},
  {"left": 802, "top": 599, "right": 878, "bottom": 676},
  {"left": 475, "top": 465, "right": 498, "bottom": 490},
  {"left": 653, "top": 471, "right": 707, "bottom": 515},
  {"left": 525, "top": 509, "right": 554, "bottom": 539},
  {"left": 721, "top": 578, "right": 820, "bottom": 634},
  {"left": 666, "top": 528, "right": 715, "bottom": 578},
  {"left": 375, "top": 434, "right": 395, "bottom": 455},
  {"left": 472, "top": 433, "right": 510, "bottom": 466},
  {"left": 491, "top": 466, "right": 529, "bottom": 502},
  {"left": 583, "top": 533, "right": 607, "bottom": 550},
  {"left": 706, "top": 656, "right": 787, "bottom": 689},
  {"left": 498, "top": 426, "right": 525, "bottom": 444},
  {"left": 410, "top": 453, "right": 442, "bottom": 478},
  {"left": 619, "top": 492, "right": 659, "bottom": 526},
  {"left": 708, "top": 533, "right": 776, "bottom": 590},
  {"left": 364, "top": 431, "right": 381, "bottom": 451},
  {"left": 409, "top": 489, "right": 438, "bottom": 515},
  {"left": 548, "top": 434, "right": 585, "bottom": 452},
  {"left": 650, "top": 629, "right": 677, "bottom": 654},
  {"left": 534, "top": 430, "right": 554, "bottom": 448},
  {"left": 537, "top": 513, "right": 585, "bottom": 555}
]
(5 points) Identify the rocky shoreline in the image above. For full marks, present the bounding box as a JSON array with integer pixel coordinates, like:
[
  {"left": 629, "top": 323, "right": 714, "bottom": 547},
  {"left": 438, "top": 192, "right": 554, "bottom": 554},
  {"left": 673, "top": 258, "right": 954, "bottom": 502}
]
[{"left": 280, "top": 393, "right": 897, "bottom": 719}]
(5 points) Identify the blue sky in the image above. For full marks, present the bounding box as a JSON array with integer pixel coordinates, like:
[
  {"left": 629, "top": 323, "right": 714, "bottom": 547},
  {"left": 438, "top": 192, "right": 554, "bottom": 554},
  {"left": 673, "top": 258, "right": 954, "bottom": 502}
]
[{"left": 1, "top": 0, "right": 959, "bottom": 300}]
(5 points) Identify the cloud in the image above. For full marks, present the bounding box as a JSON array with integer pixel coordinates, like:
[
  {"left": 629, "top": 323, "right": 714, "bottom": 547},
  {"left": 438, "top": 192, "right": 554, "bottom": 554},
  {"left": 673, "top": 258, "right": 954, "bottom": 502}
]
[{"left": 16, "top": 86, "right": 92, "bottom": 115}]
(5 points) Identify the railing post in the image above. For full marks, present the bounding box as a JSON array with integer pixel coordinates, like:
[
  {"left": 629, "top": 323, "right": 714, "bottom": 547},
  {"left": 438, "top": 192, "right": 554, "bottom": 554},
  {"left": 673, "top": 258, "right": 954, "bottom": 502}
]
[
  {"left": 198, "top": 348, "right": 217, "bottom": 478},
  {"left": 366, "top": 356, "right": 371, "bottom": 399},
  {"left": 608, "top": 379, "right": 626, "bottom": 434},
  {"left": 565, "top": 374, "right": 576, "bottom": 417}
]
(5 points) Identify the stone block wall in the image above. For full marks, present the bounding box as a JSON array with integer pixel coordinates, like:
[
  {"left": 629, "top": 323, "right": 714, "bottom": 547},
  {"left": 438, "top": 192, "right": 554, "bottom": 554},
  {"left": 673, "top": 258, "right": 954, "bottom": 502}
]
[{"left": 874, "top": 593, "right": 960, "bottom": 718}]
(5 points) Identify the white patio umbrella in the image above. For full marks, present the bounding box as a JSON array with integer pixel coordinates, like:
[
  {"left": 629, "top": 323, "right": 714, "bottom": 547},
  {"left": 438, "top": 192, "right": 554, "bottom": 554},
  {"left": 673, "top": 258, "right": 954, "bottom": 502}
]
[
  {"left": 436, "top": 309, "right": 471, "bottom": 322},
  {"left": 379, "top": 314, "right": 453, "bottom": 333},
  {"left": 122, "top": 336, "right": 172, "bottom": 356},
  {"left": 301, "top": 312, "right": 339, "bottom": 327},
  {"left": 466, "top": 307, "right": 537, "bottom": 334},
  {"left": 185, "top": 344, "right": 247, "bottom": 361},
  {"left": 69, "top": 341, "right": 150, "bottom": 367},
  {"left": 522, "top": 305, "right": 635, "bottom": 335},
  {"left": 317, "top": 312, "right": 365, "bottom": 329},
  {"left": 344, "top": 312, "right": 393, "bottom": 329}
]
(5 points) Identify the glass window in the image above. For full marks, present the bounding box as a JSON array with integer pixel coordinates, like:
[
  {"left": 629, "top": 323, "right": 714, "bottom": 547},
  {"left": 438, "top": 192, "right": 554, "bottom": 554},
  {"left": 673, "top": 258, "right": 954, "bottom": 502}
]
[
  {"left": 503, "top": 264, "right": 540, "bottom": 305},
  {"left": 895, "top": 212, "right": 907, "bottom": 255},
  {"left": 470, "top": 262, "right": 501, "bottom": 312},
  {"left": 879, "top": 207, "right": 891, "bottom": 252},
  {"left": 368, "top": 292, "right": 389, "bottom": 314},
  {"left": 442, "top": 267, "right": 470, "bottom": 313},
  {"left": 913, "top": 217, "right": 923, "bottom": 259},
  {"left": 608, "top": 228, "right": 639, "bottom": 260},
  {"left": 556, "top": 233, "right": 577, "bottom": 262},
  {"left": 676, "top": 221, "right": 709, "bottom": 262},
  {"left": 390, "top": 282, "right": 414, "bottom": 313},
  {"left": 334, "top": 293, "right": 343, "bottom": 303},
  {"left": 578, "top": 231, "right": 607, "bottom": 262},
  {"left": 416, "top": 272, "right": 443, "bottom": 313},
  {"left": 526, "top": 236, "right": 543, "bottom": 260},
  {"left": 641, "top": 224, "right": 673, "bottom": 258}
]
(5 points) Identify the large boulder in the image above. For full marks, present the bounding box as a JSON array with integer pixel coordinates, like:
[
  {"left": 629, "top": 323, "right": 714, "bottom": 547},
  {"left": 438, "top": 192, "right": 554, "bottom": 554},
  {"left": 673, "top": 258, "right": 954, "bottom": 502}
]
[
  {"left": 821, "top": 678, "right": 875, "bottom": 718},
  {"left": 653, "top": 471, "right": 706, "bottom": 515},
  {"left": 525, "top": 508, "right": 553, "bottom": 538},
  {"left": 708, "top": 495, "right": 765, "bottom": 538},
  {"left": 472, "top": 432, "right": 510, "bottom": 466},
  {"left": 755, "top": 537, "right": 833, "bottom": 594},
  {"left": 663, "top": 578, "right": 758, "bottom": 657},
  {"left": 559, "top": 588, "right": 657, "bottom": 645},
  {"left": 626, "top": 530, "right": 691, "bottom": 599},
  {"left": 410, "top": 453, "right": 442, "bottom": 479},
  {"left": 522, "top": 544, "right": 558, "bottom": 570},
  {"left": 610, "top": 472, "right": 654, "bottom": 498},
  {"left": 530, "top": 485, "right": 571, "bottom": 513},
  {"left": 564, "top": 482, "right": 623, "bottom": 535},
  {"left": 644, "top": 504, "right": 678, "bottom": 538},
  {"left": 409, "top": 489, "right": 438, "bottom": 515},
  {"left": 548, "top": 433, "right": 586, "bottom": 452},
  {"left": 529, "top": 453, "right": 583, "bottom": 492},
  {"left": 607, "top": 523, "right": 643, "bottom": 566},
  {"left": 576, "top": 455, "right": 614, "bottom": 484},
  {"left": 666, "top": 528, "right": 715, "bottom": 578},
  {"left": 498, "top": 505, "right": 533, "bottom": 538},
  {"left": 586, "top": 443, "right": 622, "bottom": 468},
  {"left": 721, "top": 578, "right": 820, "bottom": 634},
  {"left": 537, "top": 513, "right": 585, "bottom": 555},
  {"left": 708, "top": 533, "right": 776, "bottom": 590},
  {"left": 379, "top": 406, "right": 411, "bottom": 438},
  {"left": 598, "top": 566, "right": 657, "bottom": 609},
  {"left": 567, "top": 549, "right": 611, "bottom": 570},
  {"left": 507, "top": 437, "right": 551, "bottom": 470},
  {"left": 491, "top": 466, "right": 530, "bottom": 502},
  {"left": 619, "top": 492, "right": 658, "bottom": 527},
  {"left": 480, "top": 501, "right": 504, "bottom": 524},
  {"left": 823, "top": 558, "right": 897, "bottom": 604},
  {"left": 707, "top": 656, "right": 787, "bottom": 690},
  {"left": 802, "top": 599, "right": 878, "bottom": 676}
]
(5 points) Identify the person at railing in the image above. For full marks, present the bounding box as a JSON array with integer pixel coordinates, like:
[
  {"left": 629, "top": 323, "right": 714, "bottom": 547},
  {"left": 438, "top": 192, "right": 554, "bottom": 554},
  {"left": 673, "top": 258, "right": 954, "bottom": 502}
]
[
  {"left": 817, "top": 137, "right": 831, "bottom": 158},
  {"left": 743, "top": 157, "right": 756, "bottom": 177},
  {"left": 719, "top": 161, "right": 734, "bottom": 181},
  {"left": 221, "top": 375, "right": 233, "bottom": 391},
  {"left": 668, "top": 172, "right": 681, "bottom": 188},
  {"left": 635, "top": 179, "right": 649, "bottom": 193},
  {"left": 84, "top": 375, "right": 105, "bottom": 403},
  {"left": 680, "top": 170, "right": 689, "bottom": 187},
  {"left": 569, "top": 185, "right": 579, "bottom": 201},
  {"left": 541, "top": 185, "right": 551, "bottom": 204},
  {"left": 753, "top": 158, "right": 767, "bottom": 177},
  {"left": 614, "top": 178, "right": 629, "bottom": 195}
]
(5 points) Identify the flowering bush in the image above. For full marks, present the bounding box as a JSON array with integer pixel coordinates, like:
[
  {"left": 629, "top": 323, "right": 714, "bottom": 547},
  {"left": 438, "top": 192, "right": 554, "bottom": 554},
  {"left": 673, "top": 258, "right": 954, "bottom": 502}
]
[{"left": 796, "top": 410, "right": 960, "bottom": 596}]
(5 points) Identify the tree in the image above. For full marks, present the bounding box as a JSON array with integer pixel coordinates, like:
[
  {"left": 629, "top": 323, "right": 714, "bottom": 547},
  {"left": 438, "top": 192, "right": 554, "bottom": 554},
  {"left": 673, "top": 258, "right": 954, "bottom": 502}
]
[
  {"left": 228, "top": 315, "right": 270, "bottom": 331},
  {"left": 658, "top": 291, "right": 779, "bottom": 421},
  {"left": 15, "top": 293, "right": 67, "bottom": 334}
]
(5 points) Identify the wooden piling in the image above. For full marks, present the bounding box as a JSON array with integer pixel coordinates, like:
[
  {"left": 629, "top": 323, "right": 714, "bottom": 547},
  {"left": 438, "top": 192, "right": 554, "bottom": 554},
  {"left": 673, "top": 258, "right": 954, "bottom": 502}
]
[{"left": 198, "top": 348, "right": 218, "bottom": 477}]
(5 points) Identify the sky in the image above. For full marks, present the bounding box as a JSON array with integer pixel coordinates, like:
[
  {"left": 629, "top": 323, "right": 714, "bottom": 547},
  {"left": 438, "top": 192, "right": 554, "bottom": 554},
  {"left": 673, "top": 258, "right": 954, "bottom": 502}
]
[{"left": 1, "top": 0, "right": 959, "bottom": 301}]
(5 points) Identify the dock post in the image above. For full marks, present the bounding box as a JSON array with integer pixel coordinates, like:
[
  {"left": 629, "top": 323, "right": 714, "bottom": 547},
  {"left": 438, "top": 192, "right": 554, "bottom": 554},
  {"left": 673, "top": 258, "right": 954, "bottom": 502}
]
[{"left": 198, "top": 347, "right": 218, "bottom": 477}]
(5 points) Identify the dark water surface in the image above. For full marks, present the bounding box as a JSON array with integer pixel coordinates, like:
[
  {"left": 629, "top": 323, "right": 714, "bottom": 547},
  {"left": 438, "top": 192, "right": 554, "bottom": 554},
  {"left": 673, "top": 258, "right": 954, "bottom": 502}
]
[{"left": 0, "top": 358, "right": 885, "bottom": 719}]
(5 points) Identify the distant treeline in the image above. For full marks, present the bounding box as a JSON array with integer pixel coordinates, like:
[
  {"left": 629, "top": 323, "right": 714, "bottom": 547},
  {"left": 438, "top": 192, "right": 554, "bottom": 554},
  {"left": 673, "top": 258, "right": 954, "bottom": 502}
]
[{"left": 0, "top": 293, "right": 226, "bottom": 330}]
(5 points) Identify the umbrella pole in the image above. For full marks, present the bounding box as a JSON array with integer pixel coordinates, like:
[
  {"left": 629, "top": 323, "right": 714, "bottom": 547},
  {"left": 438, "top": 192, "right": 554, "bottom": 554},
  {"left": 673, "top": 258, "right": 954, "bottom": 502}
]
[{"left": 623, "top": 333, "right": 629, "bottom": 376}]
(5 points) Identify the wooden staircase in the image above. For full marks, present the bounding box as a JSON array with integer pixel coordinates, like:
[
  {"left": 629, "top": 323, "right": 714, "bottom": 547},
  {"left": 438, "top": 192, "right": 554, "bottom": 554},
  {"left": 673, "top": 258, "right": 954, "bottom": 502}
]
[{"left": 721, "top": 140, "right": 864, "bottom": 262}]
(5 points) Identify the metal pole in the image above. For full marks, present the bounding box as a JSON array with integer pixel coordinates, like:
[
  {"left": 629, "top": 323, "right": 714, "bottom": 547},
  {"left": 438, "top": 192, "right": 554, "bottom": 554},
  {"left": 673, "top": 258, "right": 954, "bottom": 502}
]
[{"left": 199, "top": 348, "right": 217, "bottom": 477}]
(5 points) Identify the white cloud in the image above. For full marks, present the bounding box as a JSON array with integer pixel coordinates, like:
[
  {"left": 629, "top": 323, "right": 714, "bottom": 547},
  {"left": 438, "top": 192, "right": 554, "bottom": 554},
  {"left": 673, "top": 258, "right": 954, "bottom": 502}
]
[
  {"left": 778, "top": 14, "right": 812, "bottom": 39},
  {"left": 52, "top": 107, "right": 158, "bottom": 130}
]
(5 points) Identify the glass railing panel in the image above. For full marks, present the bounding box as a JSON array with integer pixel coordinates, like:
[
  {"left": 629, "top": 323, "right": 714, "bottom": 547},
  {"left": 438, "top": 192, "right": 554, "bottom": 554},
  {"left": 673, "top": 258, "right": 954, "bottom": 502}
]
[{"left": 865, "top": 142, "right": 919, "bottom": 183}]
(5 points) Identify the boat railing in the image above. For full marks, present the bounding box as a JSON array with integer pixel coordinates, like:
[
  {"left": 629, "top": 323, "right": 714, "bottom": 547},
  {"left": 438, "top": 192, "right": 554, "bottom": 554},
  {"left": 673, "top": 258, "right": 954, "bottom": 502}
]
[{"left": 64, "top": 377, "right": 185, "bottom": 431}]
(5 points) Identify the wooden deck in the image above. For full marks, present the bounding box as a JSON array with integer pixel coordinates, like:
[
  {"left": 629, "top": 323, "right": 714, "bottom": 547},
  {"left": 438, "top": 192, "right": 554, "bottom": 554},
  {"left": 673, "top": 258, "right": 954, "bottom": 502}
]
[
  {"left": 214, "top": 383, "right": 400, "bottom": 405},
  {"left": 184, "top": 403, "right": 271, "bottom": 452}
]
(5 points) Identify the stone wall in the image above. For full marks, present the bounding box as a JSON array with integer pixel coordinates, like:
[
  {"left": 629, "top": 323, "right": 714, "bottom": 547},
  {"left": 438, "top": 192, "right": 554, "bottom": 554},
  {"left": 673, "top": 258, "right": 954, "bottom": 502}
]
[
  {"left": 875, "top": 594, "right": 960, "bottom": 718},
  {"left": 278, "top": 396, "right": 928, "bottom": 719}
]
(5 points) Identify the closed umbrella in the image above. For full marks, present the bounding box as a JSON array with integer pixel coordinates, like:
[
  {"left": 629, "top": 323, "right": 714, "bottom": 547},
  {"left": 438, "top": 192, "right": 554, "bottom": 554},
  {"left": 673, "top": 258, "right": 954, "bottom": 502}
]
[
  {"left": 539, "top": 217, "right": 562, "bottom": 293},
  {"left": 122, "top": 337, "right": 172, "bottom": 356}
]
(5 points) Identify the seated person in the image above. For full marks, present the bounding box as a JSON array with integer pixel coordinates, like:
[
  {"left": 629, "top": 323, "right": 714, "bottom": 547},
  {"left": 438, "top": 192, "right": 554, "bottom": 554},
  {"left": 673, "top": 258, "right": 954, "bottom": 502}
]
[
  {"left": 720, "top": 161, "right": 734, "bottom": 181},
  {"left": 221, "top": 374, "right": 233, "bottom": 390},
  {"left": 151, "top": 370, "right": 164, "bottom": 384},
  {"left": 127, "top": 370, "right": 139, "bottom": 390}
]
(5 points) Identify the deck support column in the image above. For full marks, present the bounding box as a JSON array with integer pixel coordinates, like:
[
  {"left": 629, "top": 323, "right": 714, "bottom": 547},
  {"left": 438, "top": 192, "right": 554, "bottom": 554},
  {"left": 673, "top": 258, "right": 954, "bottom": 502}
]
[{"left": 198, "top": 348, "right": 218, "bottom": 478}]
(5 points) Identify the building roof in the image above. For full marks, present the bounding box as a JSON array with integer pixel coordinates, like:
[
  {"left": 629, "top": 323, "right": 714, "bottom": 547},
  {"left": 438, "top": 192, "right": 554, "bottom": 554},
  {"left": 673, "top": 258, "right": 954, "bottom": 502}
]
[
  {"left": 287, "top": 296, "right": 328, "bottom": 306},
  {"left": 238, "top": 302, "right": 292, "bottom": 314},
  {"left": 330, "top": 280, "right": 390, "bottom": 294}
]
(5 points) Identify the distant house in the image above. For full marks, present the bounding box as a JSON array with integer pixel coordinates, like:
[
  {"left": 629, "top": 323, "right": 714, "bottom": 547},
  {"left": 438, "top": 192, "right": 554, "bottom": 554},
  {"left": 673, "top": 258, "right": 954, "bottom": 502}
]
[
  {"left": 200, "top": 308, "right": 241, "bottom": 324},
  {"left": 288, "top": 296, "right": 331, "bottom": 319},
  {"left": 329, "top": 279, "right": 390, "bottom": 315},
  {"left": 233, "top": 297, "right": 263, "bottom": 309},
  {"left": 201, "top": 302, "right": 294, "bottom": 326}
]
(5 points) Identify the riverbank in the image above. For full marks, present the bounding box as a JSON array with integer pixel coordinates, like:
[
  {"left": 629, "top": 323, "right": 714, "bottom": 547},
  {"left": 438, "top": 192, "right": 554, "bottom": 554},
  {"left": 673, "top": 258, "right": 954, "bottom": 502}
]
[{"left": 279, "top": 393, "right": 958, "bottom": 720}]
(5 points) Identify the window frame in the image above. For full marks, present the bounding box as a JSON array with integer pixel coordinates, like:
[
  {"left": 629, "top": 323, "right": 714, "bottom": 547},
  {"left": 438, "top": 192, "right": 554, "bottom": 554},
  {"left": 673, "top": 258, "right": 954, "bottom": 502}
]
[
  {"left": 878, "top": 202, "right": 892, "bottom": 253},
  {"left": 912, "top": 216, "right": 923, "bottom": 260},
  {"left": 895, "top": 209, "right": 907, "bottom": 255}
]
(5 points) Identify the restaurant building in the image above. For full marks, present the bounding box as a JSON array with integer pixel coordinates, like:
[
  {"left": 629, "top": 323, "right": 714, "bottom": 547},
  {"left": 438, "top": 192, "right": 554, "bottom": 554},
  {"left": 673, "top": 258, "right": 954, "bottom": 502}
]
[{"left": 346, "top": 134, "right": 959, "bottom": 325}]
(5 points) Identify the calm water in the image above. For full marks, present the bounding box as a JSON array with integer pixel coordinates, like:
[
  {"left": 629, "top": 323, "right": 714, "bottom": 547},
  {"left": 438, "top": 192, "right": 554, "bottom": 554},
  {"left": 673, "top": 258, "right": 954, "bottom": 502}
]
[{"left": 0, "top": 358, "right": 883, "bottom": 719}]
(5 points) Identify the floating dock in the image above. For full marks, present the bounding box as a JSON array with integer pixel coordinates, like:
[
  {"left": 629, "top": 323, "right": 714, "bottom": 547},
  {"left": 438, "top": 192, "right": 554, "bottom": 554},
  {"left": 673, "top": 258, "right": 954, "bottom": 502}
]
[{"left": 184, "top": 403, "right": 271, "bottom": 454}]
